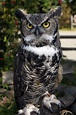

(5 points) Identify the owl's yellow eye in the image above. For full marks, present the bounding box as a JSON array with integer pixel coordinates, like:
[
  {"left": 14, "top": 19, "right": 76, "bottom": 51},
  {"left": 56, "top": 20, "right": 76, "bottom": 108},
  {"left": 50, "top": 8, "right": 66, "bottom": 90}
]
[
  {"left": 27, "top": 23, "right": 33, "bottom": 29},
  {"left": 42, "top": 22, "right": 50, "bottom": 28}
]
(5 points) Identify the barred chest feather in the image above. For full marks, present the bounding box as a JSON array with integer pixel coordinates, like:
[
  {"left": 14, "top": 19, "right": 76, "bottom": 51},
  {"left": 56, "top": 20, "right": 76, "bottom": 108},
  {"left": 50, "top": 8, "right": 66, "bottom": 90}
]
[{"left": 15, "top": 44, "right": 61, "bottom": 98}]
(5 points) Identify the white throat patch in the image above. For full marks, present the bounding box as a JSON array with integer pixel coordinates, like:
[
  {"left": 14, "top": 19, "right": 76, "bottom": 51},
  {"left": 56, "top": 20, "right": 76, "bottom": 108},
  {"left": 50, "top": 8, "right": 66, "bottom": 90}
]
[{"left": 23, "top": 45, "right": 58, "bottom": 59}]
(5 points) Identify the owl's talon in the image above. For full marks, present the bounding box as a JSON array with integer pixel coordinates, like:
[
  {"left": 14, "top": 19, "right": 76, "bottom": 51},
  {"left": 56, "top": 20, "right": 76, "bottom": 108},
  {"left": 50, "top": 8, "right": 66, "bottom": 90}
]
[
  {"left": 18, "top": 104, "right": 40, "bottom": 115},
  {"left": 42, "top": 94, "right": 61, "bottom": 112}
]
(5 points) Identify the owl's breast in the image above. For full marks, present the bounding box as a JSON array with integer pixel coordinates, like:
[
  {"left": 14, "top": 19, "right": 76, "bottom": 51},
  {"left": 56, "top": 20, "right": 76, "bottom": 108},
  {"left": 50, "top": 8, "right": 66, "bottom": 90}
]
[
  {"left": 15, "top": 46, "right": 61, "bottom": 105},
  {"left": 21, "top": 45, "right": 60, "bottom": 87},
  {"left": 22, "top": 45, "right": 58, "bottom": 60}
]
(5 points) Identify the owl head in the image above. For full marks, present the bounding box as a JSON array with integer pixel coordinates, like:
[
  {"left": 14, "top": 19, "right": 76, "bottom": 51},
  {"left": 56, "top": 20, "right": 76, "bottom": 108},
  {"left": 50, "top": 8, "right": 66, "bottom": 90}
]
[{"left": 15, "top": 7, "right": 61, "bottom": 47}]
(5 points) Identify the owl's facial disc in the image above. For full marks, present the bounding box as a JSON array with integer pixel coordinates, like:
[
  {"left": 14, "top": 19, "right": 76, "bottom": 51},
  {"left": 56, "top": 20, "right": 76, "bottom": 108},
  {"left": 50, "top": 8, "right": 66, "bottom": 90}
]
[
  {"left": 24, "top": 33, "right": 57, "bottom": 47},
  {"left": 16, "top": 7, "right": 61, "bottom": 45},
  {"left": 22, "top": 18, "right": 57, "bottom": 47},
  {"left": 20, "top": 12, "right": 58, "bottom": 47}
]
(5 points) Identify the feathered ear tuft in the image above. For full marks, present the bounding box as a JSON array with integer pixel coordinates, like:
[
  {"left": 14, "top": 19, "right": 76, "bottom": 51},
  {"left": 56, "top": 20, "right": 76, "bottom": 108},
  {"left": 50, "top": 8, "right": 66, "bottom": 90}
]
[
  {"left": 49, "top": 6, "right": 62, "bottom": 18},
  {"left": 54, "top": 6, "right": 62, "bottom": 17},
  {"left": 15, "top": 9, "right": 26, "bottom": 21}
]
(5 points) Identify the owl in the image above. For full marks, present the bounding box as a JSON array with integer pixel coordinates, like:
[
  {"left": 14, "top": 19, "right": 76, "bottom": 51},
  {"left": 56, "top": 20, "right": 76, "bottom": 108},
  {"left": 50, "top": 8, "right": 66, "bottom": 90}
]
[{"left": 14, "top": 6, "right": 62, "bottom": 115}]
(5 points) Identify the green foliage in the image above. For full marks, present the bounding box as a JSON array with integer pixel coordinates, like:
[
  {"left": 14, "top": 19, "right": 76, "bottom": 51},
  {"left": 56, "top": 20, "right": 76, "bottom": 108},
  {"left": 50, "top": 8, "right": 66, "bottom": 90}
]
[
  {"left": 0, "top": 83, "right": 9, "bottom": 90},
  {"left": 70, "top": 0, "right": 76, "bottom": 15},
  {"left": 59, "top": 0, "right": 76, "bottom": 28},
  {"left": 0, "top": 100, "right": 17, "bottom": 115},
  {"left": 0, "top": 0, "right": 21, "bottom": 71},
  {"left": 24, "top": 0, "right": 56, "bottom": 13},
  {"left": 64, "top": 0, "right": 76, "bottom": 15},
  {"left": 0, "top": 89, "right": 17, "bottom": 115},
  {"left": 59, "top": 3, "right": 71, "bottom": 28}
]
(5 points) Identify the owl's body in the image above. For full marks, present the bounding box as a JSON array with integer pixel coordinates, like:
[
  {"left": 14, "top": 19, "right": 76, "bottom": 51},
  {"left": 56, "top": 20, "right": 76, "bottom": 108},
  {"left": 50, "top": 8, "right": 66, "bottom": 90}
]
[{"left": 14, "top": 7, "right": 62, "bottom": 112}]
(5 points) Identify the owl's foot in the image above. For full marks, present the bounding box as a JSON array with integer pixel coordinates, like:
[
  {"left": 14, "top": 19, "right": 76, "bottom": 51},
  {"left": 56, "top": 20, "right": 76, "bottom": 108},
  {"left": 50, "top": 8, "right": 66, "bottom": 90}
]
[
  {"left": 18, "top": 104, "right": 40, "bottom": 115},
  {"left": 61, "top": 110, "right": 74, "bottom": 115},
  {"left": 42, "top": 94, "right": 61, "bottom": 112}
]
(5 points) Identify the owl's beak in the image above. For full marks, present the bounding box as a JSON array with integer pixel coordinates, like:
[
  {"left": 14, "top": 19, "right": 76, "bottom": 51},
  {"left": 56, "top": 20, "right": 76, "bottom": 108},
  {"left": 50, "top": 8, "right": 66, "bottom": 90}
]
[{"left": 34, "top": 26, "right": 42, "bottom": 38}]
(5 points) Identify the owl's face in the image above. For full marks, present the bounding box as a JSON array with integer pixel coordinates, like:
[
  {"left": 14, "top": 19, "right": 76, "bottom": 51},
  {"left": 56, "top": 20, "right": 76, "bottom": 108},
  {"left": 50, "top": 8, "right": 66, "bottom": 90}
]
[{"left": 16, "top": 7, "right": 61, "bottom": 47}]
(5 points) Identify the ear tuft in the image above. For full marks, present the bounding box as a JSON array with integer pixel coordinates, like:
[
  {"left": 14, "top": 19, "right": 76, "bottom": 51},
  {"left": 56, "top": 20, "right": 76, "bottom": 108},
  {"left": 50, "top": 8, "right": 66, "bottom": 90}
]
[
  {"left": 15, "top": 9, "right": 26, "bottom": 20},
  {"left": 49, "top": 6, "right": 62, "bottom": 18},
  {"left": 55, "top": 6, "right": 62, "bottom": 17}
]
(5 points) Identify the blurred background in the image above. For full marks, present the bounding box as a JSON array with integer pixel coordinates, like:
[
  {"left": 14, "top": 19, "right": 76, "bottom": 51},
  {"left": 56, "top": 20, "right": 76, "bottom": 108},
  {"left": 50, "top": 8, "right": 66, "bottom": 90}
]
[{"left": 0, "top": 0, "right": 76, "bottom": 115}]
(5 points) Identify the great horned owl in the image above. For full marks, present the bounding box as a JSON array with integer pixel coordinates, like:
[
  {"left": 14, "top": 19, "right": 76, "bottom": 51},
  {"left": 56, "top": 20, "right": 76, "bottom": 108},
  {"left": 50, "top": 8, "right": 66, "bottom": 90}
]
[{"left": 14, "top": 6, "right": 62, "bottom": 114}]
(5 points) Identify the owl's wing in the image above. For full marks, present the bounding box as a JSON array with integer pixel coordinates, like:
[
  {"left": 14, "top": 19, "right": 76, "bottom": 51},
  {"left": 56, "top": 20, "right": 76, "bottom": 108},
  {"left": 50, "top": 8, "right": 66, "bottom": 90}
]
[
  {"left": 13, "top": 48, "right": 26, "bottom": 109},
  {"left": 50, "top": 46, "right": 62, "bottom": 91}
]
